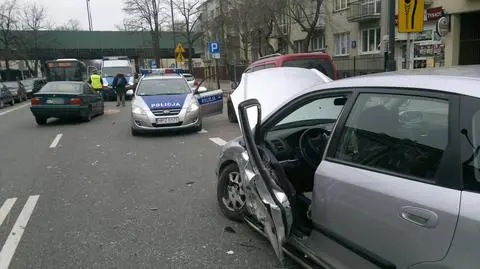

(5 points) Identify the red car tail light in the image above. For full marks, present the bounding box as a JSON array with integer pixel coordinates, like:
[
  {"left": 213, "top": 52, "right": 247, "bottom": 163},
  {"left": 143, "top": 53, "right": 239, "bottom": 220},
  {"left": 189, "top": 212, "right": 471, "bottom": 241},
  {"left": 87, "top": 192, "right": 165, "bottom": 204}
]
[
  {"left": 70, "top": 98, "right": 81, "bottom": 105},
  {"left": 31, "top": 97, "right": 41, "bottom": 105}
]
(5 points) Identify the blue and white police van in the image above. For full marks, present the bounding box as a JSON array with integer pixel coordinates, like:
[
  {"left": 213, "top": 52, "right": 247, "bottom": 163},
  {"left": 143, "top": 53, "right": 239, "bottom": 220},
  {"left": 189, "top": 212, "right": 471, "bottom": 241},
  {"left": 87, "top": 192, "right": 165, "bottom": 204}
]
[
  {"left": 127, "top": 69, "right": 223, "bottom": 136},
  {"left": 101, "top": 56, "right": 135, "bottom": 100}
]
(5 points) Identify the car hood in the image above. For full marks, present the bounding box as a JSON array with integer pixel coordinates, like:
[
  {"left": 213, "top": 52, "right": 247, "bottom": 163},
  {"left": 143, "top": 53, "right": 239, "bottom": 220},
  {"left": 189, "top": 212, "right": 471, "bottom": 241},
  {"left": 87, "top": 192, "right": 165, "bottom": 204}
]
[{"left": 230, "top": 67, "right": 332, "bottom": 131}]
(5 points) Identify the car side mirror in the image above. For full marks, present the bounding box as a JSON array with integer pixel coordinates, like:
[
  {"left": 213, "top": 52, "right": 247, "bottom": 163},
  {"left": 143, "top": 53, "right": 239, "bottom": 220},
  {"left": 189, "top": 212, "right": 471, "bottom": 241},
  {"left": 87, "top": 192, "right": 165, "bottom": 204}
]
[
  {"left": 238, "top": 98, "right": 262, "bottom": 144},
  {"left": 126, "top": 89, "right": 134, "bottom": 96},
  {"left": 196, "top": 86, "right": 207, "bottom": 94}
]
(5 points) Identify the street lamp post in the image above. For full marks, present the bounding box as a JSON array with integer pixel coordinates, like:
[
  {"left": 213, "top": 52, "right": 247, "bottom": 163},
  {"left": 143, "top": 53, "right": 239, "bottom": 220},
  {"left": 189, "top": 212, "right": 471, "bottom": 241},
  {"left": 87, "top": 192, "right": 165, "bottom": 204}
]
[{"left": 86, "top": 0, "right": 93, "bottom": 31}]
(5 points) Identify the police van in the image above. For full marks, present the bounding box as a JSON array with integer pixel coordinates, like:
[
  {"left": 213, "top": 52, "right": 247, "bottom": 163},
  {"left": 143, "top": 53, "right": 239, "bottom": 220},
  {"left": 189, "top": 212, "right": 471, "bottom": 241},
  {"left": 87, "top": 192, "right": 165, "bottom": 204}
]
[
  {"left": 101, "top": 56, "right": 135, "bottom": 100},
  {"left": 127, "top": 68, "right": 223, "bottom": 135}
]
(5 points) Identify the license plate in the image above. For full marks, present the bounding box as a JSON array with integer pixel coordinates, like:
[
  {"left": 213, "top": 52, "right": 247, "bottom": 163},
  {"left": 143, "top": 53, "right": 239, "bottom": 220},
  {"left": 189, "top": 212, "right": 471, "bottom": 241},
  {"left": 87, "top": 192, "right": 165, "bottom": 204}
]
[
  {"left": 46, "top": 98, "right": 64, "bottom": 104},
  {"left": 156, "top": 117, "right": 179, "bottom": 125}
]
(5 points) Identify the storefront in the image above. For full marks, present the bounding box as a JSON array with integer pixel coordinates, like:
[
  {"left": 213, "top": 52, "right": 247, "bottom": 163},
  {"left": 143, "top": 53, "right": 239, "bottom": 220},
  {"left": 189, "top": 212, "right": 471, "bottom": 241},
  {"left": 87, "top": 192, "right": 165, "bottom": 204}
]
[{"left": 394, "top": 6, "right": 447, "bottom": 70}]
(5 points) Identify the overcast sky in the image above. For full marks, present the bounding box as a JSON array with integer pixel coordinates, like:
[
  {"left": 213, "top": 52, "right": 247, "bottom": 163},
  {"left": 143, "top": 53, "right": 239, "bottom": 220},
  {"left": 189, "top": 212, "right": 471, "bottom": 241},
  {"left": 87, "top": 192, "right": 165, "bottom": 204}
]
[{"left": 32, "top": 0, "right": 124, "bottom": 30}]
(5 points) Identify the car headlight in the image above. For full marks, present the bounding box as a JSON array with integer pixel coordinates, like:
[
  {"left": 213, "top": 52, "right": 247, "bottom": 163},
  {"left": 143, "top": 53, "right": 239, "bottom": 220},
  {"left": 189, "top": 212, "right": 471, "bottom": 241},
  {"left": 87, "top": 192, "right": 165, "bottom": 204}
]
[
  {"left": 132, "top": 105, "right": 147, "bottom": 115},
  {"left": 187, "top": 100, "right": 199, "bottom": 114}
]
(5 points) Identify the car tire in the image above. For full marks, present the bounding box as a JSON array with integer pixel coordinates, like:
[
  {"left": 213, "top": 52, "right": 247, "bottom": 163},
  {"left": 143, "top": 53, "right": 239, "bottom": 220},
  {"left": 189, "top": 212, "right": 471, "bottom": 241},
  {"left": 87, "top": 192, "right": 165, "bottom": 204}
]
[
  {"left": 131, "top": 128, "right": 140, "bottom": 136},
  {"left": 0, "top": 100, "right": 4, "bottom": 109},
  {"left": 217, "top": 163, "right": 246, "bottom": 222},
  {"left": 227, "top": 103, "right": 238, "bottom": 123},
  {"left": 82, "top": 109, "right": 93, "bottom": 122},
  {"left": 99, "top": 105, "right": 105, "bottom": 115},
  {"left": 10, "top": 99, "right": 14, "bottom": 106},
  {"left": 35, "top": 117, "right": 47, "bottom": 125},
  {"left": 194, "top": 120, "right": 203, "bottom": 132}
]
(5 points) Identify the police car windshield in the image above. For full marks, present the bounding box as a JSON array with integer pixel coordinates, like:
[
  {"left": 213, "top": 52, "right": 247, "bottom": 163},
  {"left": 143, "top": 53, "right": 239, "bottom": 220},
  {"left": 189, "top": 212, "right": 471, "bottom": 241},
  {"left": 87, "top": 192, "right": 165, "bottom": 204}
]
[{"left": 137, "top": 78, "right": 190, "bottom": 96}]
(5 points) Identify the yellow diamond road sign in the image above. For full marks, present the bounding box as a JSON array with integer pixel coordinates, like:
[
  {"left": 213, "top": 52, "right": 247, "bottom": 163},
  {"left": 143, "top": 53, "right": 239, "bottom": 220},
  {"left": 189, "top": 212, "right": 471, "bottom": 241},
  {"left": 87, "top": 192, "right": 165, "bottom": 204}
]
[
  {"left": 176, "top": 53, "right": 185, "bottom": 63},
  {"left": 175, "top": 43, "right": 185, "bottom": 53},
  {"left": 398, "top": 0, "right": 424, "bottom": 33}
]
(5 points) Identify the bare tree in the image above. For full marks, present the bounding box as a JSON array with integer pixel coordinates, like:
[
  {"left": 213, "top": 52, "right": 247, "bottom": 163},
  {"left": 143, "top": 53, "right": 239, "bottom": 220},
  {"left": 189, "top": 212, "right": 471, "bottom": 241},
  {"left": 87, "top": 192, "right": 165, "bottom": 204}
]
[
  {"left": 173, "top": 0, "right": 202, "bottom": 71},
  {"left": 18, "top": 2, "right": 50, "bottom": 76},
  {"left": 277, "top": 0, "right": 324, "bottom": 52},
  {"left": 123, "top": 0, "right": 168, "bottom": 66},
  {"left": 55, "top": 19, "right": 81, "bottom": 31},
  {"left": 0, "top": 0, "right": 18, "bottom": 79}
]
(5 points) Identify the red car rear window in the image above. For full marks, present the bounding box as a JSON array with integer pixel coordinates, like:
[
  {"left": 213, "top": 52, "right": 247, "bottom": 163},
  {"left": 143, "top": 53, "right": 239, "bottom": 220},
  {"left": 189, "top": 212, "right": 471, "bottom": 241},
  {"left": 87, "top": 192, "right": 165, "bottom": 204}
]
[{"left": 282, "top": 58, "right": 334, "bottom": 79}]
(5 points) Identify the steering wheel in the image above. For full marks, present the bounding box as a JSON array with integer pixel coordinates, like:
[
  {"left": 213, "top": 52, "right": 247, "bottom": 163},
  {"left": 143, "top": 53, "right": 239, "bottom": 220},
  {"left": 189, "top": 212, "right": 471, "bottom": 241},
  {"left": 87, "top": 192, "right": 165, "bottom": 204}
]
[{"left": 299, "top": 128, "right": 331, "bottom": 169}]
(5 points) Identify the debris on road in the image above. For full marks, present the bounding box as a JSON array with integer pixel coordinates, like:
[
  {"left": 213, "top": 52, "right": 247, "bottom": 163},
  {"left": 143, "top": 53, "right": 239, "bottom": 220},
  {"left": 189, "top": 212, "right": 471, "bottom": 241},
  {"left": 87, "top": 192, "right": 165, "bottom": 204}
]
[
  {"left": 224, "top": 226, "right": 236, "bottom": 234},
  {"left": 186, "top": 181, "right": 195, "bottom": 186},
  {"left": 226, "top": 250, "right": 234, "bottom": 255},
  {"left": 149, "top": 207, "right": 159, "bottom": 211}
]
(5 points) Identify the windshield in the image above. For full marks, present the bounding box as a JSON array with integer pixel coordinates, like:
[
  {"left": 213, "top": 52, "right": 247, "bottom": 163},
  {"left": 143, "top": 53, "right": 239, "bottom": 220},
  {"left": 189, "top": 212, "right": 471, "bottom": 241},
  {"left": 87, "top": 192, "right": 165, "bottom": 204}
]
[
  {"left": 183, "top": 74, "right": 194, "bottom": 81},
  {"left": 136, "top": 78, "right": 190, "bottom": 96},
  {"left": 39, "top": 83, "right": 82, "bottom": 93},
  {"left": 102, "top": 67, "right": 133, "bottom": 77},
  {"left": 283, "top": 58, "right": 334, "bottom": 79}
]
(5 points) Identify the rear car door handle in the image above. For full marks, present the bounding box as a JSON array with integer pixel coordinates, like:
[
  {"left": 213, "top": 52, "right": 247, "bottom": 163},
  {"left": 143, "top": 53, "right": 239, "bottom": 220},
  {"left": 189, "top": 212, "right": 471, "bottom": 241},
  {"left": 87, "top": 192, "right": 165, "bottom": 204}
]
[{"left": 399, "top": 206, "right": 439, "bottom": 228}]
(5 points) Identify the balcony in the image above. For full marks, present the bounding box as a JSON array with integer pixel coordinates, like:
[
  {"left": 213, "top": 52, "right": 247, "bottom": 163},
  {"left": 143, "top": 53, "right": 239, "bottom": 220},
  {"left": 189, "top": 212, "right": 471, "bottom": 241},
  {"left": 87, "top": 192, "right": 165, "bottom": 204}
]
[{"left": 347, "top": 0, "right": 381, "bottom": 22}]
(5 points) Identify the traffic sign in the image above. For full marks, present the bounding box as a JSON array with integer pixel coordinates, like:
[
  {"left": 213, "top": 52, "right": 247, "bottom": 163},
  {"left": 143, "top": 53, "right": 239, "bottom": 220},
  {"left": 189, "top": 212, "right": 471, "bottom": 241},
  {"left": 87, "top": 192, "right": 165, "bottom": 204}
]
[
  {"left": 176, "top": 53, "right": 185, "bottom": 63},
  {"left": 208, "top": 41, "right": 220, "bottom": 54},
  {"left": 175, "top": 43, "right": 185, "bottom": 53},
  {"left": 398, "top": 0, "right": 424, "bottom": 33}
]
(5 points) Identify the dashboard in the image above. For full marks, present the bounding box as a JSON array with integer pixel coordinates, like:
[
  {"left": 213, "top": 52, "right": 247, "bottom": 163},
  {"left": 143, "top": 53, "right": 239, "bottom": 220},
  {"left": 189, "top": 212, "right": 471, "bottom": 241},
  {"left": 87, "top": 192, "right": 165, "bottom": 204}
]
[{"left": 265, "top": 122, "right": 336, "bottom": 162}]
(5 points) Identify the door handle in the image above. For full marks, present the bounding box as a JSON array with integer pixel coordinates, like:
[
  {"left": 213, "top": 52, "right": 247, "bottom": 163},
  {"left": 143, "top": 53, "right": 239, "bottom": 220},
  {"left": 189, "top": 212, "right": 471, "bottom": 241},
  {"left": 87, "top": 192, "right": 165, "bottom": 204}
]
[{"left": 399, "top": 206, "right": 439, "bottom": 228}]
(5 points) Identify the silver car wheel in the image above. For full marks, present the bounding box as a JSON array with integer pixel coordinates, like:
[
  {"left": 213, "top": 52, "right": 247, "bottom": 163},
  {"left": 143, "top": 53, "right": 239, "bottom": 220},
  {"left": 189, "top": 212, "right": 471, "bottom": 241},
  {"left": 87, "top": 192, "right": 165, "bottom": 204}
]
[{"left": 222, "top": 171, "right": 245, "bottom": 211}]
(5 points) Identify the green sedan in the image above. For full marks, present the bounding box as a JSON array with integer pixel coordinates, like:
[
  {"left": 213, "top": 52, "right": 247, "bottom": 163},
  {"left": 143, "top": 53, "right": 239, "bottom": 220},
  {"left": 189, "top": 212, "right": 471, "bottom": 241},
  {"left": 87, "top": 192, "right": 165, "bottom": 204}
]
[{"left": 30, "top": 81, "right": 104, "bottom": 125}]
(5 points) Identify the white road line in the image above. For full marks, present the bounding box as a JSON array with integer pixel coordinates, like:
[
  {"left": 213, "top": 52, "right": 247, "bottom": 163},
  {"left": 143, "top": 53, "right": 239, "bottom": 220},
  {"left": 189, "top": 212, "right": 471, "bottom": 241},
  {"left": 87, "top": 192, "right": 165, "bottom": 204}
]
[
  {"left": 0, "top": 103, "right": 30, "bottom": 116},
  {"left": 49, "top": 133, "right": 63, "bottom": 149},
  {"left": 209, "top": 137, "right": 227, "bottom": 146},
  {"left": 0, "top": 198, "right": 17, "bottom": 227},
  {"left": 198, "top": 129, "right": 208, "bottom": 134},
  {"left": 0, "top": 195, "right": 39, "bottom": 269}
]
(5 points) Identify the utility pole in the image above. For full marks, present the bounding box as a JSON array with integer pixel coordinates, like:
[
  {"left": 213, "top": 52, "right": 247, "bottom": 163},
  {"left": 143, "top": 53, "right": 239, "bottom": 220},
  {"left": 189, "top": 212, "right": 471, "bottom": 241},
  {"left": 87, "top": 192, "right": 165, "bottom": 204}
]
[
  {"left": 86, "top": 0, "right": 93, "bottom": 31},
  {"left": 388, "top": 0, "right": 396, "bottom": 71},
  {"left": 170, "top": 0, "right": 177, "bottom": 68}
]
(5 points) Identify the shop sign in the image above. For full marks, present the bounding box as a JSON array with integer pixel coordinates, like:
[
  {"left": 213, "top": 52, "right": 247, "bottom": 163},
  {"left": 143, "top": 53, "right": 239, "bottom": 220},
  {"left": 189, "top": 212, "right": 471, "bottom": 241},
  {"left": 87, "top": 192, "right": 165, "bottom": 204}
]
[
  {"left": 395, "top": 7, "right": 444, "bottom": 25},
  {"left": 436, "top": 16, "right": 450, "bottom": 37}
]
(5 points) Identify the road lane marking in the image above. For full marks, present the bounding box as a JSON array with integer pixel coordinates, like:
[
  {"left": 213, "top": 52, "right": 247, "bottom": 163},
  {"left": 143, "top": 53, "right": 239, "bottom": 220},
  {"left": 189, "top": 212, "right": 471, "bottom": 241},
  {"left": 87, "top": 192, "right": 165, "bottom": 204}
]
[
  {"left": 209, "top": 137, "right": 227, "bottom": 146},
  {"left": 0, "top": 198, "right": 17, "bottom": 227},
  {"left": 49, "top": 133, "right": 63, "bottom": 148},
  {"left": 0, "top": 103, "right": 30, "bottom": 116},
  {"left": 0, "top": 195, "right": 39, "bottom": 269},
  {"left": 198, "top": 129, "right": 208, "bottom": 134}
]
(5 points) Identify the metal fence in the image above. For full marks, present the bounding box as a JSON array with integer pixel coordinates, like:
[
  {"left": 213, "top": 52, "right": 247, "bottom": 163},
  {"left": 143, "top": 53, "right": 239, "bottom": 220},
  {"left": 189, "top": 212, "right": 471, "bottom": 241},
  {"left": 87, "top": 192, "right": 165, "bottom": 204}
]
[{"left": 333, "top": 54, "right": 386, "bottom": 78}]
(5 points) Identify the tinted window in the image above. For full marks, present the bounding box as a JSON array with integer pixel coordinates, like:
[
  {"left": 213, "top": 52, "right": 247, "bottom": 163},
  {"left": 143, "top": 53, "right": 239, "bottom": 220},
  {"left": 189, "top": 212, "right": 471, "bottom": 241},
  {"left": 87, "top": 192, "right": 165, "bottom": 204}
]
[
  {"left": 39, "top": 83, "right": 82, "bottom": 93},
  {"left": 137, "top": 78, "right": 190, "bottom": 96},
  {"left": 102, "top": 67, "right": 133, "bottom": 77},
  {"left": 252, "top": 65, "right": 265, "bottom": 72},
  {"left": 265, "top": 64, "right": 276, "bottom": 69},
  {"left": 333, "top": 93, "right": 449, "bottom": 180},
  {"left": 460, "top": 96, "right": 480, "bottom": 192},
  {"left": 282, "top": 58, "right": 334, "bottom": 79}
]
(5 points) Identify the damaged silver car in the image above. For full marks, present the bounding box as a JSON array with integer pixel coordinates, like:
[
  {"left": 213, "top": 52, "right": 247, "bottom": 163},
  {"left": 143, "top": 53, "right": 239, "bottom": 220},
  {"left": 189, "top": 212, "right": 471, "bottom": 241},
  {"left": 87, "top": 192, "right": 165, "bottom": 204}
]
[{"left": 216, "top": 66, "right": 480, "bottom": 269}]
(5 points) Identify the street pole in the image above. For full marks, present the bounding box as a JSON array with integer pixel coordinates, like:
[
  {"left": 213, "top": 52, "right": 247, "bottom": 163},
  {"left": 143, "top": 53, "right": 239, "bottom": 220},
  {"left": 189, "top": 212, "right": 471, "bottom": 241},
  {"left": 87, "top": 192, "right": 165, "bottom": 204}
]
[
  {"left": 86, "top": 0, "right": 93, "bottom": 31},
  {"left": 170, "top": 0, "right": 178, "bottom": 68},
  {"left": 388, "top": 0, "right": 396, "bottom": 71},
  {"left": 215, "top": 58, "right": 220, "bottom": 90},
  {"left": 406, "top": 32, "right": 411, "bottom": 69}
]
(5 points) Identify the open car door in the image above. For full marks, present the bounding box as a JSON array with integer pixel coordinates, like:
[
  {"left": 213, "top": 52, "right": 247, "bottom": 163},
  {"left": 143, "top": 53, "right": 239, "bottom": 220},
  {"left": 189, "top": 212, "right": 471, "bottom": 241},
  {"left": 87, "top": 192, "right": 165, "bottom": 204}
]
[
  {"left": 194, "top": 82, "right": 223, "bottom": 117},
  {"left": 237, "top": 98, "right": 293, "bottom": 263}
]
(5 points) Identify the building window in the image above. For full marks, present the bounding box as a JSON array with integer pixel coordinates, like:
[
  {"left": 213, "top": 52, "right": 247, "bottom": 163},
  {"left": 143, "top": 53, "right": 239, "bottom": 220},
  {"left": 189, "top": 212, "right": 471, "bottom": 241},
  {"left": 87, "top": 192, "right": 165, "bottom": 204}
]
[
  {"left": 335, "top": 0, "right": 348, "bottom": 11},
  {"left": 334, "top": 32, "right": 350, "bottom": 56},
  {"left": 294, "top": 40, "right": 303, "bottom": 53},
  {"left": 361, "top": 27, "right": 381, "bottom": 53},
  {"left": 311, "top": 36, "right": 325, "bottom": 51}
]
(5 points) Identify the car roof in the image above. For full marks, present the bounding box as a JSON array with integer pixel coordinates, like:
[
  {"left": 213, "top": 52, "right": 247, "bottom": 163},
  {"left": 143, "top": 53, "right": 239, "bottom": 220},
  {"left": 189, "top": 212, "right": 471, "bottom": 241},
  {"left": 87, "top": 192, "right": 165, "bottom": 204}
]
[
  {"left": 141, "top": 74, "right": 184, "bottom": 80},
  {"left": 304, "top": 65, "right": 480, "bottom": 98},
  {"left": 250, "top": 52, "right": 332, "bottom": 66},
  {"left": 47, "top": 81, "right": 85, "bottom": 85}
]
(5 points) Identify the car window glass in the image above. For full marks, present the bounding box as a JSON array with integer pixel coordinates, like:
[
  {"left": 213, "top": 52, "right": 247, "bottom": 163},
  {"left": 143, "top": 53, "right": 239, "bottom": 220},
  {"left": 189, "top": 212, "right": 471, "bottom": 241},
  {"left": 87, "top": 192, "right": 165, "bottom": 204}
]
[
  {"left": 264, "top": 64, "right": 276, "bottom": 69},
  {"left": 276, "top": 97, "right": 345, "bottom": 126},
  {"left": 252, "top": 65, "right": 264, "bottom": 72},
  {"left": 282, "top": 58, "right": 334, "bottom": 79},
  {"left": 39, "top": 83, "right": 82, "bottom": 93},
  {"left": 137, "top": 78, "right": 190, "bottom": 96},
  {"left": 333, "top": 93, "right": 449, "bottom": 180},
  {"left": 460, "top": 96, "right": 480, "bottom": 192}
]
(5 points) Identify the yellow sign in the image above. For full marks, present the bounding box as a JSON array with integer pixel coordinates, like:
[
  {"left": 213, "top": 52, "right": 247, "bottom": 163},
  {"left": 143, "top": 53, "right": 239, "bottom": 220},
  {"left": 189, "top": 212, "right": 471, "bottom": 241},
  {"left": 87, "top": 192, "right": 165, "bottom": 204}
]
[
  {"left": 176, "top": 53, "right": 185, "bottom": 63},
  {"left": 398, "top": 0, "right": 424, "bottom": 33},
  {"left": 175, "top": 43, "right": 185, "bottom": 53}
]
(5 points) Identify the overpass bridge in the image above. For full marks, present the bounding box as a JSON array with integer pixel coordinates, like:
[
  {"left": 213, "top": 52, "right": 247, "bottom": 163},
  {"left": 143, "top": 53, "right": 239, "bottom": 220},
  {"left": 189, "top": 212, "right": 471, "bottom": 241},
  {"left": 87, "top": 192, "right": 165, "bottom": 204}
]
[{"left": 0, "top": 31, "right": 200, "bottom": 61}]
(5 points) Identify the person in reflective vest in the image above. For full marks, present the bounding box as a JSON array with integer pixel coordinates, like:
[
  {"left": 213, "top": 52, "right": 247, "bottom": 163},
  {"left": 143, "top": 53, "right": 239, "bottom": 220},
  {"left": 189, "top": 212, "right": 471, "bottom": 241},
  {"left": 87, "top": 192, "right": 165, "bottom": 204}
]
[{"left": 88, "top": 71, "right": 104, "bottom": 99}]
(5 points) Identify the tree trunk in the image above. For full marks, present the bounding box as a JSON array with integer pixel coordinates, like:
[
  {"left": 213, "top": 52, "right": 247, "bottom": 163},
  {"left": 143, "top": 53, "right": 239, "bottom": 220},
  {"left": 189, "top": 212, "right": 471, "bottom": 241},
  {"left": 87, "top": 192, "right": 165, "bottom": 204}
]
[
  {"left": 5, "top": 59, "right": 11, "bottom": 80},
  {"left": 187, "top": 38, "right": 194, "bottom": 71},
  {"left": 302, "top": 32, "right": 312, "bottom": 53}
]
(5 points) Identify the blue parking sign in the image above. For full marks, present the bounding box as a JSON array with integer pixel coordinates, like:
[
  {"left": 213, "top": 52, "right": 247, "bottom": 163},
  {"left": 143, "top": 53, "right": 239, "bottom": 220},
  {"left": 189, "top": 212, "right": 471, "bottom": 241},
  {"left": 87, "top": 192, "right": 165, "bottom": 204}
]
[{"left": 208, "top": 41, "right": 220, "bottom": 54}]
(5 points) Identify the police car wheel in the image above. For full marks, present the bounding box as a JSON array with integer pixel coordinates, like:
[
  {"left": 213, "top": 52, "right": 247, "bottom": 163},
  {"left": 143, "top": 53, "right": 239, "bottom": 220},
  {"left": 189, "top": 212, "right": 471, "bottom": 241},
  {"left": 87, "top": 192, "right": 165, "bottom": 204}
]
[
  {"left": 131, "top": 128, "right": 141, "bottom": 136},
  {"left": 217, "top": 163, "right": 246, "bottom": 222},
  {"left": 227, "top": 103, "right": 237, "bottom": 123}
]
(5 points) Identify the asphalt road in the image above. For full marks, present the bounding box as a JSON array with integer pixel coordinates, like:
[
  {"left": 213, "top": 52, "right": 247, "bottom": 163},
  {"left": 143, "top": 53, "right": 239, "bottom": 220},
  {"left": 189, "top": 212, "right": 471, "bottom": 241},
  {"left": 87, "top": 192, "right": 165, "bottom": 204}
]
[{"left": 0, "top": 101, "right": 300, "bottom": 269}]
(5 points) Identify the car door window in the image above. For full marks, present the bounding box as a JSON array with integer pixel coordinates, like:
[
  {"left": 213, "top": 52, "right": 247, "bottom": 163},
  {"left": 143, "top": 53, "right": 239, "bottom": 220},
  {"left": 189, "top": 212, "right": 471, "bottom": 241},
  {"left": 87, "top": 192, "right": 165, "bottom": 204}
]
[
  {"left": 460, "top": 95, "right": 480, "bottom": 192},
  {"left": 332, "top": 93, "right": 449, "bottom": 180}
]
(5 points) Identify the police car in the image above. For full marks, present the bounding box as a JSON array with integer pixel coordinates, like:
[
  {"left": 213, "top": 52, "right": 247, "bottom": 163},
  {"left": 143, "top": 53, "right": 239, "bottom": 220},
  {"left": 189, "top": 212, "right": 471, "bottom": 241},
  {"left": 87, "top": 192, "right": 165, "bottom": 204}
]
[{"left": 127, "top": 69, "right": 223, "bottom": 136}]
